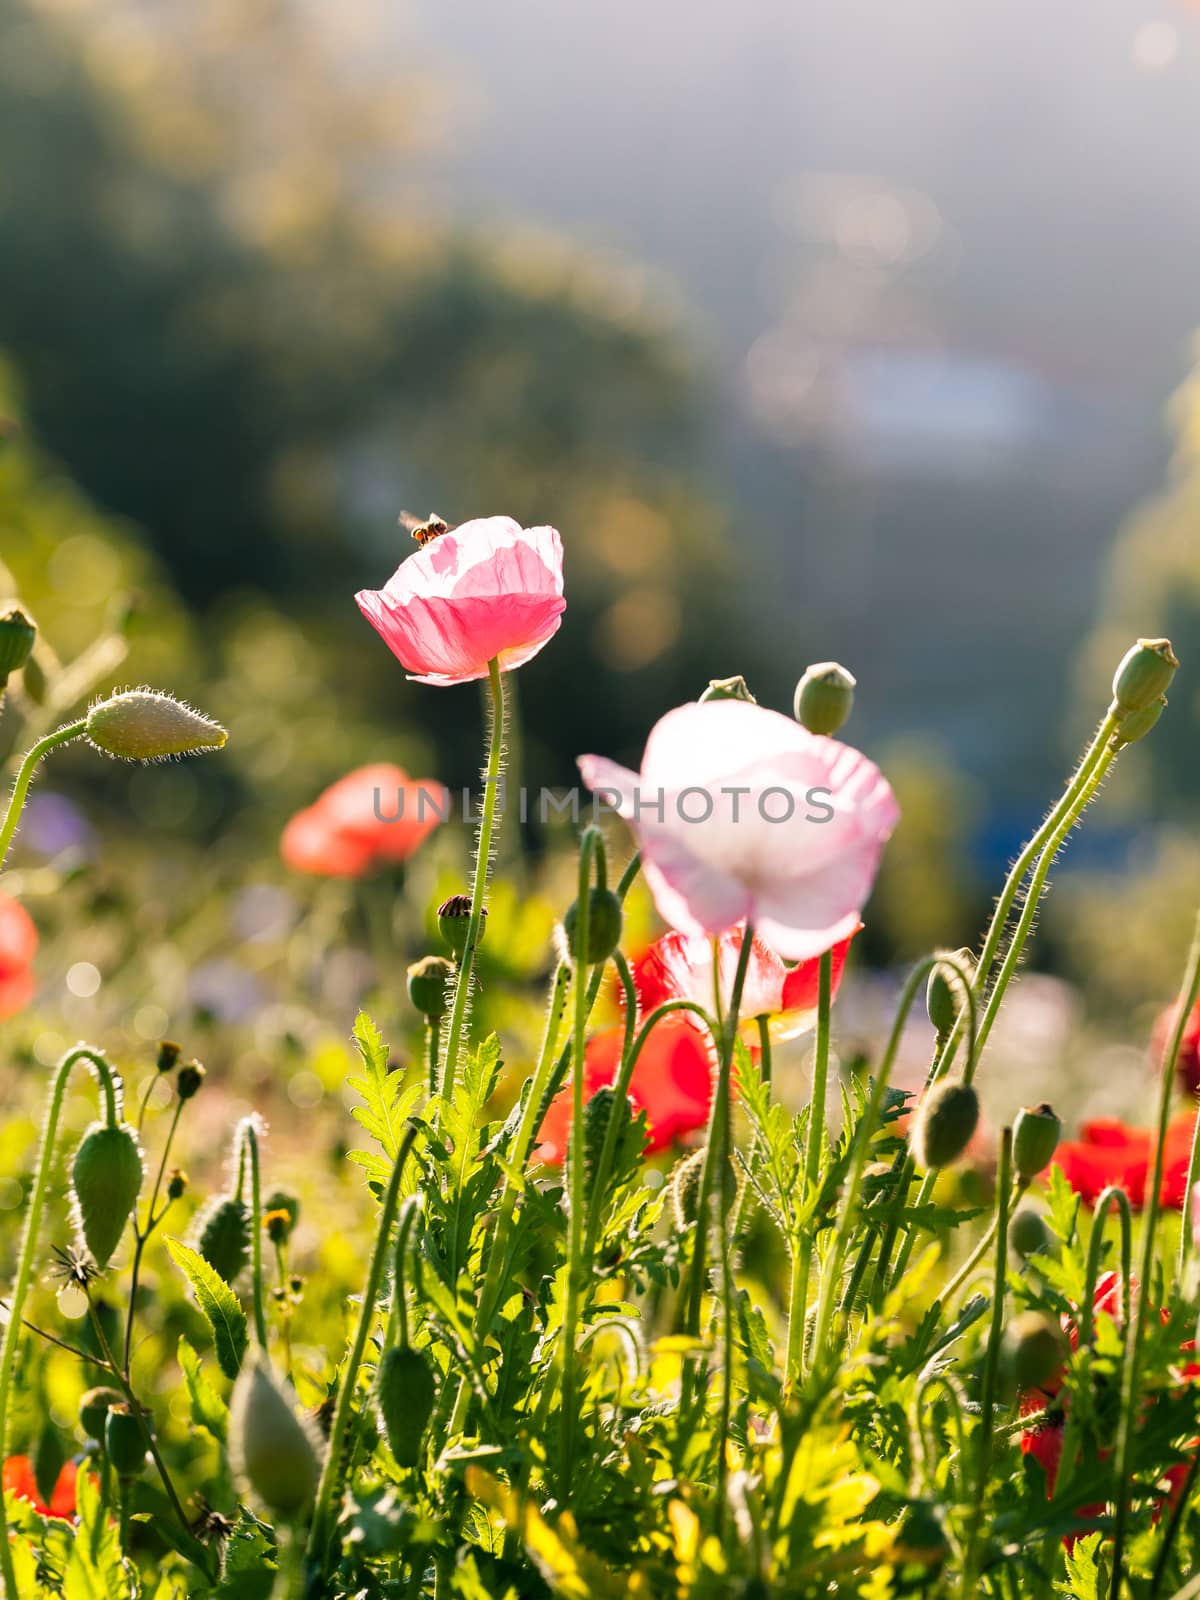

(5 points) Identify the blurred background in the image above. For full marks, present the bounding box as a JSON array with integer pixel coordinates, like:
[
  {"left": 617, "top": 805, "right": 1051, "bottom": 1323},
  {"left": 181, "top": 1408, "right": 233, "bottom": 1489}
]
[{"left": 4, "top": 0, "right": 1200, "bottom": 1134}]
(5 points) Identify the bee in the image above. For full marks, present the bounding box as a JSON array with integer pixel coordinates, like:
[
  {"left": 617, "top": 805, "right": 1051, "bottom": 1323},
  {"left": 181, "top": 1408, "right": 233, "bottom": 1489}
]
[{"left": 399, "top": 510, "right": 455, "bottom": 547}]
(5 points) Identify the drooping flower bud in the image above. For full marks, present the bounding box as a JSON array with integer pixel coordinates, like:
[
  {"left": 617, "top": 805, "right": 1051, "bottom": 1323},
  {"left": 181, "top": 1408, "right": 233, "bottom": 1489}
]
[
  {"left": 0, "top": 605, "right": 36, "bottom": 686},
  {"left": 910, "top": 1079, "right": 979, "bottom": 1171},
  {"left": 194, "top": 1196, "right": 251, "bottom": 1284},
  {"left": 105, "top": 1404, "right": 149, "bottom": 1479},
  {"left": 229, "top": 1352, "right": 325, "bottom": 1518},
  {"left": 562, "top": 888, "right": 623, "bottom": 965},
  {"left": 437, "top": 894, "right": 483, "bottom": 959},
  {"left": 78, "top": 1386, "right": 124, "bottom": 1444},
  {"left": 699, "top": 675, "right": 757, "bottom": 704},
  {"left": 375, "top": 1344, "right": 437, "bottom": 1469},
  {"left": 406, "top": 955, "right": 454, "bottom": 1019},
  {"left": 1111, "top": 638, "right": 1178, "bottom": 713},
  {"left": 1112, "top": 696, "right": 1167, "bottom": 747},
  {"left": 1009, "top": 1207, "right": 1051, "bottom": 1260},
  {"left": 1001, "top": 1310, "right": 1065, "bottom": 1393},
  {"left": 85, "top": 689, "right": 228, "bottom": 763},
  {"left": 70, "top": 1122, "right": 144, "bottom": 1269},
  {"left": 1012, "top": 1103, "right": 1061, "bottom": 1184},
  {"left": 793, "top": 661, "right": 856, "bottom": 736},
  {"left": 926, "top": 949, "right": 974, "bottom": 1037},
  {"left": 176, "top": 1060, "right": 206, "bottom": 1100}
]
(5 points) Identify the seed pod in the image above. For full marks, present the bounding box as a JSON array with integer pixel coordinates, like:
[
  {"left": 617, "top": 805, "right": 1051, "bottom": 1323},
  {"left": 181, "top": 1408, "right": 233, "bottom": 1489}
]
[
  {"left": 375, "top": 1345, "right": 436, "bottom": 1469},
  {"left": 1001, "top": 1310, "right": 1066, "bottom": 1393},
  {"left": 793, "top": 661, "right": 856, "bottom": 736},
  {"left": 698, "top": 675, "right": 756, "bottom": 704},
  {"left": 563, "top": 889, "right": 623, "bottom": 965},
  {"left": 194, "top": 1196, "right": 251, "bottom": 1284},
  {"left": 0, "top": 605, "right": 36, "bottom": 686},
  {"left": 177, "top": 1059, "right": 206, "bottom": 1100},
  {"left": 1112, "top": 638, "right": 1178, "bottom": 713},
  {"left": 1113, "top": 696, "right": 1167, "bottom": 747},
  {"left": 1010, "top": 1208, "right": 1051, "bottom": 1260},
  {"left": 229, "top": 1352, "right": 324, "bottom": 1517},
  {"left": 85, "top": 689, "right": 228, "bottom": 762},
  {"left": 910, "top": 1080, "right": 979, "bottom": 1171},
  {"left": 406, "top": 955, "right": 454, "bottom": 1019},
  {"left": 1012, "top": 1103, "right": 1061, "bottom": 1184},
  {"left": 926, "top": 949, "right": 973, "bottom": 1037},
  {"left": 105, "top": 1404, "right": 149, "bottom": 1479},
  {"left": 79, "top": 1386, "right": 124, "bottom": 1444},
  {"left": 437, "top": 894, "right": 482, "bottom": 959},
  {"left": 70, "top": 1122, "right": 144, "bottom": 1269}
]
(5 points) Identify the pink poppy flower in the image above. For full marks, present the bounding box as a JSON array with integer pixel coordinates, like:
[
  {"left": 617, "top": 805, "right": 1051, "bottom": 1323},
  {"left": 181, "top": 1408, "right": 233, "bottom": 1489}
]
[
  {"left": 280, "top": 764, "right": 442, "bottom": 878},
  {"left": 579, "top": 700, "right": 898, "bottom": 962},
  {"left": 633, "top": 923, "right": 859, "bottom": 1037},
  {"left": 0, "top": 893, "right": 37, "bottom": 1018},
  {"left": 356, "top": 517, "right": 565, "bottom": 686}
]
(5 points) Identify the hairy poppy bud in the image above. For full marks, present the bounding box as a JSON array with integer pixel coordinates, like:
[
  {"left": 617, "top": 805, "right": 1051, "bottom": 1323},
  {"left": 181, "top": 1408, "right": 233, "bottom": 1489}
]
[
  {"left": 229, "top": 1352, "right": 325, "bottom": 1517},
  {"left": 85, "top": 689, "right": 227, "bottom": 762},
  {"left": 194, "top": 1196, "right": 251, "bottom": 1284},
  {"left": 375, "top": 1344, "right": 437, "bottom": 1469},
  {"left": 0, "top": 605, "right": 36, "bottom": 686},
  {"left": 699, "top": 675, "right": 757, "bottom": 704},
  {"left": 1112, "top": 638, "right": 1178, "bottom": 713},
  {"left": 1012, "top": 1103, "right": 1061, "bottom": 1184},
  {"left": 670, "top": 1146, "right": 736, "bottom": 1227},
  {"left": 156, "top": 1040, "right": 182, "bottom": 1074},
  {"left": 166, "top": 1169, "right": 189, "bottom": 1202},
  {"left": 71, "top": 1122, "right": 144, "bottom": 1269},
  {"left": 1010, "top": 1208, "right": 1051, "bottom": 1260},
  {"left": 437, "top": 894, "right": 483, "bottom": 959},
  {"left": 910, "top": 1079, "right": 979, "bottom": 1171},
  {"left": 105, "top": 1404, "right": 149, "bottom": 1479},
  {"left": 407, "top": 955, "right": 454, "bottom": 1019},
  {"left": 793, "top": 661, "right": 856, "bottom": 736},
  {"left": 176, "top": 1060, "right": 206, "bottom": 1100},
  {"left": 79, "top": 1386, "right": 124, "bottom": 1444},
  {"left": 1112, "top": 696, "right": 1167, "bottom": 747},
  {"left": 563, "top": 888, "right": 623, "bottom": 965},
  {"left": 926, "top": 949, "right": 974, "bottom": 1037},
  {"left": 1001, "top": 1310, "right": 1065, "bottom": 1393}
]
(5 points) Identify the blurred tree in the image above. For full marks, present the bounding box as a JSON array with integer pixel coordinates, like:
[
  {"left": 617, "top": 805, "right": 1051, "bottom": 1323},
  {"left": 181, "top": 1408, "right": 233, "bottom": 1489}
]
[{"left": 0, "top": 0, "right": 743, "bottom": 782}]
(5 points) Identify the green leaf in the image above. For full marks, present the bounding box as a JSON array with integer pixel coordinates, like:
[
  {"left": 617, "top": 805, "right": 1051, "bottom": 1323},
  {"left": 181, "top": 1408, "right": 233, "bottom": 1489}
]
[
  {"left": 63, "top": 1466, "right": 135, "bottom": 1600},
  {"left": 347, "top": 1011, "right": 422, "bottom": 1186},
  {"left": 213, "top": 1509, "right": 278, "bottom": 1599},
  {"left": 178, "top": 1334, "right": 229, "bottom": 1440},
  {"left": 165, "top": 1238, "right": 248, "bottom": 1380}
]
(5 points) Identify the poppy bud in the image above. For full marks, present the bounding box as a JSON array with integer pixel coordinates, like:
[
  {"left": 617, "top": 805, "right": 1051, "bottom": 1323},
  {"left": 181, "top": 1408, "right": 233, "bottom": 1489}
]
[
  {"left": 406, "top": 955, "right": 454, "bottom": 1019},
  {"left": 1112, "top": 638, "right": 1178, "bottom": 713},
  {"left": 910, "top": 1079, "right": 979, "bottom": 1171},
  {"left": 176, "top": 1061, "right": 206, "bottom": 1100},
  {"left": 156, "top": 1040, "right": 182, "bottom": 1074},
  {"left": 1112, "top": 696, "right": 1167, "bottom": 747},
  {"left": 105, "top": 1404, "right": 149, "bottom": 1480},
  {"left": 85, "top": 689, "right": 228, "bottom": 763},
  {"left": 437, "top": 894, "right": 483, "bottom": 959},
  {"left": 375, "top": 1344, "right": 437, "bottom": 1469},
  {"left": 166, "top": 1168, "right": 189, "bottom": 1202},
  {"left": 1010, "top": 1208, "right": 1051, "bottom": 1260},
  {"left": 70, "top": 1122, "right": 144, "bottom": 1269},
  {"left": 229, "top": 1352, "right": 325, "bottom": 1518},
  {"left": 793, "top": 661, "right": 856, "bottom": 736},
  {"left": 1012, "top": 1103, "right": 1061, "bottom": 1183},
  {"left": 926, "top": 949, "right": 974, "bottom": 1037},
  {"left": 670, "top": 1146, "right": 736, "bottom": 1228},
  {"left": 563, "top": 888, "right": 623, "bottom": 965},
  {"left": 79, "top": 1386, "right": 123, "bottom": 1444},
  {"left": 699, "top": 675, "right": 757, "bottom": 704},
  {"left": 194, "top": 1196, "right": 251, "bottom": 1284},
  {"left": 0, "top": 605, "right": 36, "bottom": 686},
  {"left": 1001, "top": 1310, "right": 1065, "bottom": 1393}
]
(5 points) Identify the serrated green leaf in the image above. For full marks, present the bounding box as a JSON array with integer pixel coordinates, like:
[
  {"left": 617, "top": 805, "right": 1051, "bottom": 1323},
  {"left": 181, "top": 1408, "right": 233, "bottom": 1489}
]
[
  {"left": 63, "top": 1466, "right": 134, "bottom": 1600},
  {"left": 214, "top": 1508, "right": 278, "bottom": 1598},
  {"left": 166, "top": 1238, "right": 248, "bottom": 1380}
]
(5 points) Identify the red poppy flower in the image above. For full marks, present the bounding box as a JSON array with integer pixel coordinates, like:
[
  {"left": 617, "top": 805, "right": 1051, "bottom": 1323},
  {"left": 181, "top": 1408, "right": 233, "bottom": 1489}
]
[
  {"left": 0, "top": 894, "right": 36, "bottom": 1019},
  {"left": 632, "top": 923, "right": 858, "bottom": 1039},
  {"left": 536, "top": 1014, "right": 716, "bottom": 1165},
  {"left": 2, "top": 1455, "right": 81, "bottom": 1520},
  {"left": 1048, "top": 1113, "right": 1198, "bottom": 1210},
  {"left": 1152, "top": 997, "right": 1200, "bottom": 1097},
  {"left": 281, "top": 764, "right": 443, "bottom": 878}
]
